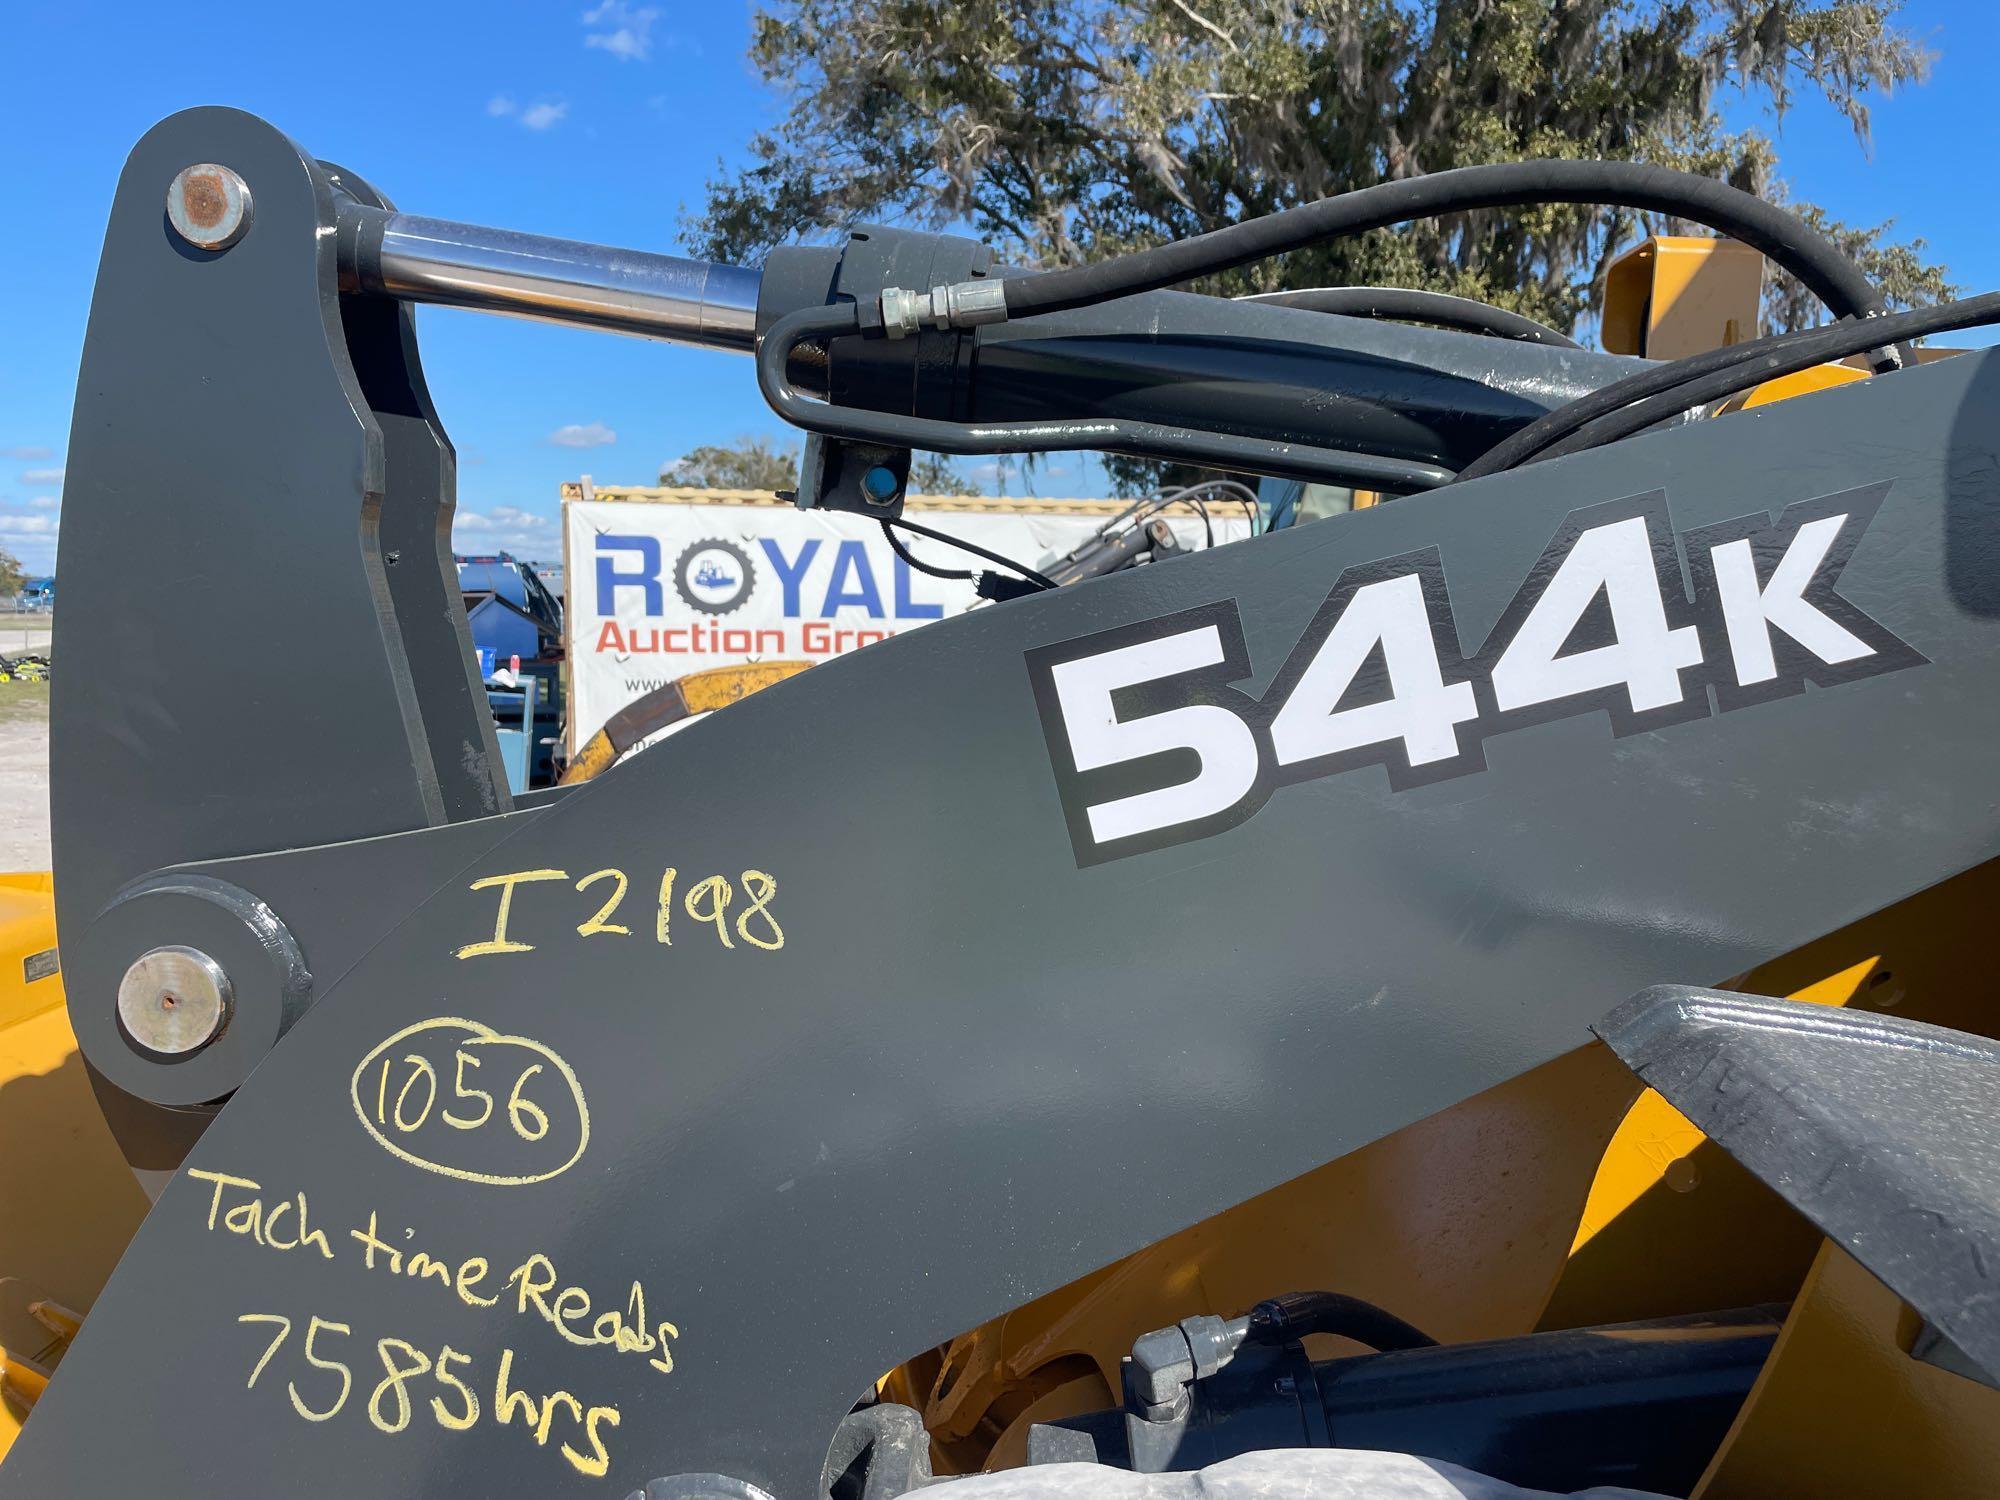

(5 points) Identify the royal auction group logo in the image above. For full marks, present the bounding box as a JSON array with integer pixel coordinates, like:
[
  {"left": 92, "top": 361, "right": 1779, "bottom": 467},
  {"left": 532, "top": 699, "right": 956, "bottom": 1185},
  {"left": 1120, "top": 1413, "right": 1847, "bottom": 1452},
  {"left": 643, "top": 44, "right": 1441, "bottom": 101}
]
[{"left": 673, "top": 538, "right": 757, "bottom": 615}]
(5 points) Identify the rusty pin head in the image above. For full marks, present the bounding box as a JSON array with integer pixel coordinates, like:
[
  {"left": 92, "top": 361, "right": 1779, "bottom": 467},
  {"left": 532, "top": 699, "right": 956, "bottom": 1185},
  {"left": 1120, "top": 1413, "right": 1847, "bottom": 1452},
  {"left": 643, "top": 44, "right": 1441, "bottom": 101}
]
[{"left": 166, "top": 164, "right": 253, "bottom": 251}]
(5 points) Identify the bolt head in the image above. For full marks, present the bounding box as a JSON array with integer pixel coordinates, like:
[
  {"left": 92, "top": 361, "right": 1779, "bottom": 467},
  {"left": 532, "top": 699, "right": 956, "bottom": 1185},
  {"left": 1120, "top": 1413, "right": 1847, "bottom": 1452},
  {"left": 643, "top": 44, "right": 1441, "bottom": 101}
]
[
  {"left": 117, "top": 945, "right": 233, "bottom": 1056},
  {"left": 166, "top": 164, "right": 253, "bottom": 251},
  {"left": 860, "top": 465, "right": 902, "bottom": 505}
]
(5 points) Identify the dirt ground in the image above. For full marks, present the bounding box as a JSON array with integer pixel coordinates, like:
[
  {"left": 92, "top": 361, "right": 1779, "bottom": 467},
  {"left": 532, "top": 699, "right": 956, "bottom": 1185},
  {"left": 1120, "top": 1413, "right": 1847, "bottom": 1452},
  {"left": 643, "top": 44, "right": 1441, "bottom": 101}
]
[{"left": 0, "top": 620, "right": 53, "bottom": 871}]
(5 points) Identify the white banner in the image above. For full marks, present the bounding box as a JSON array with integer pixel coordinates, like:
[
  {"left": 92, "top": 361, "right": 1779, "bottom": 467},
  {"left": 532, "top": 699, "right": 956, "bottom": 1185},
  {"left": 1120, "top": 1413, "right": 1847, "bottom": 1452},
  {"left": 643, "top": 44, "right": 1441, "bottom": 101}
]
[{"left": 563, "top": 499, "right": 1247, "bottom": 750}]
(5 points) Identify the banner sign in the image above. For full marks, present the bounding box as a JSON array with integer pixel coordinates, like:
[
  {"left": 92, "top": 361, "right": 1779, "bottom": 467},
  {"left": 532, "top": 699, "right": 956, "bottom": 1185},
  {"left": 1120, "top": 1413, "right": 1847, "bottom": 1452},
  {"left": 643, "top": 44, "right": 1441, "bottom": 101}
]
[{"left": 562, "top": 499, "right": 1247, "bottom": 751}]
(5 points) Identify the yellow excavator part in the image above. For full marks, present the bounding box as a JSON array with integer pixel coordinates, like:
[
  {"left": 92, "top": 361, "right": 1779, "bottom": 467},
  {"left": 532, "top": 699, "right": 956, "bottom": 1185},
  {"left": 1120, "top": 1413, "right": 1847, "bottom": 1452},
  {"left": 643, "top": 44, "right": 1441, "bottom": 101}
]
[{"left": 0, "top": 874, "right": 151, "bottom": 1463}]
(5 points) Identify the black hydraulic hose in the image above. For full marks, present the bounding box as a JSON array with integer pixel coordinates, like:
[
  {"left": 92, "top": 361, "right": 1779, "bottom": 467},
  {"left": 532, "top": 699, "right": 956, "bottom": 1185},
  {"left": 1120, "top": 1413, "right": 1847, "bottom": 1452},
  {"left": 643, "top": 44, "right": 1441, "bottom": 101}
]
[
  {"left": 1459, "top": 289, "right": 2000, "bottom": 480},
  {"left": 756, "top": 304, "right": 1459, "bottom": 493},
  {"left": 1523, "top": 290, "right": 2000, "bottom": 464},
  {"left": 1453, "top": 335, "right": 1798, "bottom": 480},
  {"left": 1245, "top": 1292, "right": 1438, "bottom": 1353},
  {"left": 760, "top": 163, "right": 1887, "bottom": 484},
  {"left": 1241, "top": 287, "right": 1580, "bottom": 348},
  {"left": 999, "top": 162, "right": 1886, "bottom": 333}
]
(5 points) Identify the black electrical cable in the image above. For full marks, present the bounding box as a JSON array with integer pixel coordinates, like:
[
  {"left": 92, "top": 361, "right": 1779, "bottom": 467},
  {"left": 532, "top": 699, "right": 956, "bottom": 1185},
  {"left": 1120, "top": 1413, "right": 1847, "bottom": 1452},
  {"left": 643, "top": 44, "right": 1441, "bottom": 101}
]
[
  {"left": 1241, "top": 286, "right": 1580, "bottom": 348},
  {"left": 999, "top": 161, "right": 1886, "bottom": 335},
  {"left": 888, "top": 514, "right": 1059, "bottom": 591},
  {"left": 880, "top": 519, "right": 973, "bottom": 581},
  {"left": 1458, "top": 290, "right": 2000, "bottom": 481},
  {"left": 1245, "top": 1292, "right": 1438, "bottom": 1353}
]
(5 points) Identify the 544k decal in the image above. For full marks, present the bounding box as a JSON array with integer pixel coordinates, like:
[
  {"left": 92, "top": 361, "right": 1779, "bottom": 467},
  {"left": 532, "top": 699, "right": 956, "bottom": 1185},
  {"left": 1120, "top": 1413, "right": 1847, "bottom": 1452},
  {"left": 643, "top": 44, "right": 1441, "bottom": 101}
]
[{"left": 1027, "top": 485, "right": 1925, "bottom": 866}]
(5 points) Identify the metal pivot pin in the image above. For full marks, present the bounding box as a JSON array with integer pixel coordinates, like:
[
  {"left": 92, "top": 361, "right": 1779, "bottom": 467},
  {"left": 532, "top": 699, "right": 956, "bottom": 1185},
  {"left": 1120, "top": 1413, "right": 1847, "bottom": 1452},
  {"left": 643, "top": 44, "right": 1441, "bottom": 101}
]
[{"left": 117, "top": 945, "right": 234, "bottom": 1055}]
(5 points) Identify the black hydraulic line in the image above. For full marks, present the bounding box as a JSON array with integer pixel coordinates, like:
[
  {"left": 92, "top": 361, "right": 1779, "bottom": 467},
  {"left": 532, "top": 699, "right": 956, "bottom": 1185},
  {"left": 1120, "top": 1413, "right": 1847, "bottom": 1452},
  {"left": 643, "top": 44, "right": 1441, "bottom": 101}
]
[
  {"left": 998, "top": 162, "right": 1885, "bottom": 333},
  {"left": 889, "top": 515, "right": 1059, "bottom": 591},
  {"left": 1531, "top": 291, "right": 2000, "bottom": 462},
  {"left": 762, "top": 164, "right": 1888, "bottom": 481},
  {"left": 1242, "top": 287, "right": 1580, "bottom": 348},
  {"left": 1460, "top": 290, "right": 2000, "bottom": 479},
  {"left": 1454, "top": 335, "right": 1798, "bottom": 481},
  {"left": 756, "top": 304, "right": 1459, "bottom": 493},
  {"left": 1245, "top": 1292, "right": 1438, "bottom": 1352},
  {"left": 879, "top": 519, "right": 974, "bottom": 581}
]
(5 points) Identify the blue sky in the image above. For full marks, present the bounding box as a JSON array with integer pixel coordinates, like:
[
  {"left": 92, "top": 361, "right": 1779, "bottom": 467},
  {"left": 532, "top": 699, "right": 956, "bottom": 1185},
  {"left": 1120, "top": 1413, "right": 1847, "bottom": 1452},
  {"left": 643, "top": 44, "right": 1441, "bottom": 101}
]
[{"left": 5, "top": 0, "right": 1999, "bottom": 575}]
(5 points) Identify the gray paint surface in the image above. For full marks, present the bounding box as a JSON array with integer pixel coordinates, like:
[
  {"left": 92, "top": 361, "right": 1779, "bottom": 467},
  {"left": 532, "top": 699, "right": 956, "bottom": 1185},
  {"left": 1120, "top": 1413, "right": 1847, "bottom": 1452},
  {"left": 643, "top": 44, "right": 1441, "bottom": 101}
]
[
  {"left": 19, "top": 105, "right": 2000, "bottom": 1500},
  {"left": 15, "top": 347, "right": 2000, "bottom": 1497}
]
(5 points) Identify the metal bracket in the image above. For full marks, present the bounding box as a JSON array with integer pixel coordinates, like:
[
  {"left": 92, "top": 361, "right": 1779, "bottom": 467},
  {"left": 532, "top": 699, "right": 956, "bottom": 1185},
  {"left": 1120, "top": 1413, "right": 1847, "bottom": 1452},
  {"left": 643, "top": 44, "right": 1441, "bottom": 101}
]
[{"left": 795, "top": 434, "right": 911, "bottom": 519}]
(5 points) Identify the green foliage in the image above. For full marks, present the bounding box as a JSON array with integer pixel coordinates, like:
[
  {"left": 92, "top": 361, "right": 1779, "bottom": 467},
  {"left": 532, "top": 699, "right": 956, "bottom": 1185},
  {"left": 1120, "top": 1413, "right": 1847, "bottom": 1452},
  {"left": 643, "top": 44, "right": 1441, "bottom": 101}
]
[
  {"left": 660, "top": 434, "right": 801, "bottom": 490},
  {"left": 0, "top": 547, "right": 25, "bottom": 598},
  {"left": 909, "top": 451, "right": 981, "bottom": 493},
  {"left": 690, "top": 1, "right": 1955, "bottom": 492},
  {"left": 660, "top": 437, "right": 988, "bottom": 495}
]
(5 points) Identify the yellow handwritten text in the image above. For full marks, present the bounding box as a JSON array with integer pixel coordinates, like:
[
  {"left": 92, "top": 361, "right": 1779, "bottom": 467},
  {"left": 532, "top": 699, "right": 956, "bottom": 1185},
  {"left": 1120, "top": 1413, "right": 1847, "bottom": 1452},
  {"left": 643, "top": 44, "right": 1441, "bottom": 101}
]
[
  {"left": 188, "top": 1169, "right": 335, "bottom": 1260},
  {"left": 349, "top": 1017, "right": 589, "bottom": 1187},
  {"left": 455, "top": 869, "right": 569, "bottom": 958},
  {"left": 455, "top": 864, "right": 783, "bottom": 959},
  {"left": 506, "top": 1252, "right": 680, "bottom": 1376},
  {"left": 235, "top": 1308, "right": 620, "bottom": 1479}
]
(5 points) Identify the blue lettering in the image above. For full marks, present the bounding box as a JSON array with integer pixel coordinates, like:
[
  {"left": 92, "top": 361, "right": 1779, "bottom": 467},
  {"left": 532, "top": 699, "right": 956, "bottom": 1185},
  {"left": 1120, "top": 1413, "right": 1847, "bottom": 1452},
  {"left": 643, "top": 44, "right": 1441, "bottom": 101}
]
[
  {"left": 893, "top": 558, "right": 945, "bottom": 620},
  {"left": 820, "top": 541, "right": 886, "bottom": 618},
  {"left": 596, "top": 535, "right": 663, "bottom": 616},
  {"left": 758, "top": 538, "right": 821, "bottom": 618}
]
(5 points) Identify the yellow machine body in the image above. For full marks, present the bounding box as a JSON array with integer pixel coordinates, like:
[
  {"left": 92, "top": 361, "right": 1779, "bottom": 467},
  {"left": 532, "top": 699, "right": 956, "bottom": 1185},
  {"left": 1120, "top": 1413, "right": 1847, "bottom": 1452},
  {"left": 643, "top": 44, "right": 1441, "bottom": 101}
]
[
  {"left": 1601, "top": 235, "right": 1765, "bottom": 360},
  {"left": 0, "top": 875, "right": 150, "bottom": 1463}
]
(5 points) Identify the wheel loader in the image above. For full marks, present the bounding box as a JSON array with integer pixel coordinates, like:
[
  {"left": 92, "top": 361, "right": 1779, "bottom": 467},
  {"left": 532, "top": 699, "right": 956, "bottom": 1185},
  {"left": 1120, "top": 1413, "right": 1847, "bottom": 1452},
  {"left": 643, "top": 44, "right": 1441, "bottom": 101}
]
[{"left": 0, "top": 106, "right": 1997, "bottom": 1498}]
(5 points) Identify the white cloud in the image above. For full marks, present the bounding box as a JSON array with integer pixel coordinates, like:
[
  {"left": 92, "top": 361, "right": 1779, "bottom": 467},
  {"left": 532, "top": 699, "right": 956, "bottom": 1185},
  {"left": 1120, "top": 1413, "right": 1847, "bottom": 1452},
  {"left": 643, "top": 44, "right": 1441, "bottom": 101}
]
[
  {"left": 583, "top": 0, "right": 658, "bottom": 62},
  {"left": 0, "top": 516, "right": 56, "bottom": 535},
  {"left": 487, "top": 95, "right": 567, "bottom": 130},
  {"left": 0, "top": 446, "right": 51, "bottom": 462},
  {"left": 549, "top": 421, "right": 616, "bottom": 448},
  {"left": 26, "top": 497, "right": 57, "bottom": 510},
  {"left": 454, "top": 507, "right": 556, "bottom": 553},
  {"left": 491, "top": 506, "right": 553, "bottom": 531},
  {"left": 20, "top": 468, "right": 61, "bottom": 487}
]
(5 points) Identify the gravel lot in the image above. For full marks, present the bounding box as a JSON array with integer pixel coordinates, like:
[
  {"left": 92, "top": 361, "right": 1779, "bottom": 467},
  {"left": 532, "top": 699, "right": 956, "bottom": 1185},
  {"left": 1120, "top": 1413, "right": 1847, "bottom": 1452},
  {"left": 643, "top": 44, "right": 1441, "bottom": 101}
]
[
  {"left": 0, "top": 619, "right": 53, "bottom": 871},
  {"left": 0, "top": 712, "right": 49, "bottom": 872}
]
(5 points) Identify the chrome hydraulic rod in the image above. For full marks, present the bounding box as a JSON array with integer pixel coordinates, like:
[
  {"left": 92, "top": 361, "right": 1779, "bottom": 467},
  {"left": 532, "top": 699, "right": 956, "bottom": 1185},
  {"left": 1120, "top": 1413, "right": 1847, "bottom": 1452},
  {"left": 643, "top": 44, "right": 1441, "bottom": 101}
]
[{"left": 338, "top": 205, "right": 761, "bottom": 352}]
